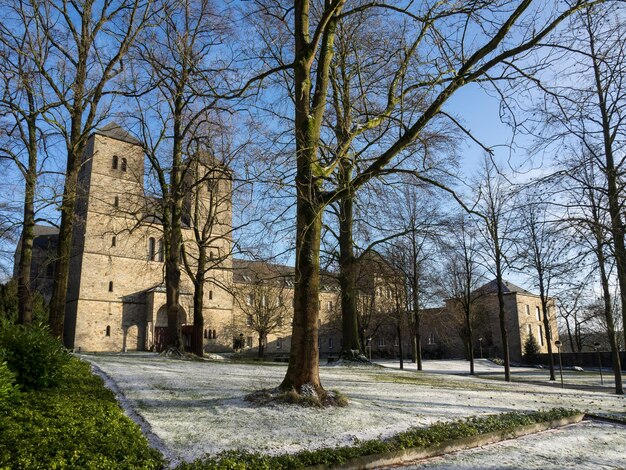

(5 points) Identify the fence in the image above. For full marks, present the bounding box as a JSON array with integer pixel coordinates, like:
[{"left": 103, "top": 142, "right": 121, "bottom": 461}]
[{"left": 537, "top": 351, "right": 626, "bottom": 371}]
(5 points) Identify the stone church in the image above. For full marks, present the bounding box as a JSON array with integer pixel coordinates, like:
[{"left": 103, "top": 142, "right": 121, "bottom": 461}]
[{"left": 15, "top": 123, "right": 341, "bottom": 354}]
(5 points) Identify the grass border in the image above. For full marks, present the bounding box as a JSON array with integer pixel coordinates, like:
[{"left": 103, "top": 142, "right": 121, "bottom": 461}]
[{"left": 176, "top": 408, "right": 581, "bottom": 470}]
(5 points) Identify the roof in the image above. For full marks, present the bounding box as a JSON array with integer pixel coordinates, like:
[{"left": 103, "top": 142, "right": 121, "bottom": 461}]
[
  {"left": 232, "top": 259, "right": 338, "bottom": 290},
  {"left": 32, "top": 225, "right": 60, "bottom": 237},
  {"left": 473, "top": 279, "right": 534, "bottom": 296},
  {"left": 94, "top": 122, "right": 142, "bottom": 146}
]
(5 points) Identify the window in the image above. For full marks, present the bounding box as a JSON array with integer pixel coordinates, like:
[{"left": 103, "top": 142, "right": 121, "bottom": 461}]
[
  {"left": 121, "top": 158, "right": 127, "bottom": 172},
  {"left": 327, "top": 301, "right": 333, "bottom": 312},
  {"left": 246, "top": 315, "right": 252, "bottom": 326},
  {"left": 276, "top": 337, "right": 282, "bottom": 350},
  {"left": 114, "top": 196, "right": 119, "bottom": 207},
  {"left": 209, "top": 290, "right": 213, "bottom": 300},
  {"left": 111, "top": 236, "right": 116, "bottom": 247},
  {"left": 246, "top": 336, "right": 253, "bottom": 348},
  {"left": 377, "top": 336, "right": 386, "bottom": 347},
  {"left": 537, "top": 325, "right": 544, "bottom": 346},
  {"left": 108, "top": 281, "right": 113, "bottom": 292},
  {"left": 112, "top": 155, "right": 118, "bottom": 169},
  {"left": 246, "top": 293, "right": 253, "bottom": 306},
  {"left": 148, "top": 237, "right": 156, "bottom": 261},
  {"left": 157, "top": 239, "right": 164, "bottom": 262},
  {"left": 204, "top": 329, "right": 208, "bottom": 339},
  {"left": 394, "top": 337, "right": 399, "bottom": 347},
  {"left": 105, "top": 325, "right": 111, "bottom": 336},
  {"left": 328, "top": 337, "right": 333, "bottom": 349},
  {"left": 535, "top": 306, "right": 541, "bottom": 321},
  {"left": 212, "top": 329, "right": 217, "bottom": 339},
  {"left": 209, "top": 251, "right": 215, "bottom": 260},
  {"left": 525, "top": 305, "right": 530, "bottom": 315},
  {"left": 527, "top": 324, "right": 532, "bottom": 336}
]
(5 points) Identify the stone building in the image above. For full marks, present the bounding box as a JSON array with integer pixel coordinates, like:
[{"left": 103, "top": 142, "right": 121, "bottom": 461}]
[
  {"left": 14, "top": 123, "right": 341, "bottom": 354},
  {"left": 420, "top": 280, "right": 559, "bottom": 363}
]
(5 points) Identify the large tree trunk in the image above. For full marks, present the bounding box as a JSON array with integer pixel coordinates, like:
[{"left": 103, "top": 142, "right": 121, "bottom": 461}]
[
  {"left": 49, "top": 115, "right": 84, "bottom": 341},
  {"left": 540, "top": 295, "right": 556, "bottom": 381},
  {"left": 465, "top": 308, "right": 475, "bottom": 375},
  {"left": 338, "top": 194, "right": 362, "bottom": 358},
  {"left": 396, "top": 324, "right": 404, "bottom": 370},
  {"left": 411, "top": 252, "right": 422, "bottom": 370},
  {"left": 192, "top": 248, "right": 206, "bottom": 357},
  {"left": 495, "top": 260, "right": 511, "bottom": 382},
  {"left": 280, "top": 199, "right": 323, "bottom": 393},
  {"left": 17, "top": 114, "right": 38, "bottom": 325}
]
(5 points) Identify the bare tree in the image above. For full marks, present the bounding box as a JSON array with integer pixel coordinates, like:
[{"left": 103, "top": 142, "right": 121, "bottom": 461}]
[
  {"left": 439, "top": 214, "right": 487, "bottom": 375},
  {"left": 129, "top": 0, "right": 233, "bottom": 351},
  {"left": 0, "top": 5, "right": 52, "bottom": 324},
  {"left": 250, "top": 0, "right": 609, "bottom": 397},
  {"left": 236, "top": 281, "right": 290, "bottom": 359},
  {"left": 515, "top": 191, "right": 574, "bottom": 380},
  {"left": 8, "top": 0, "right": 155, "bottom": 340}
]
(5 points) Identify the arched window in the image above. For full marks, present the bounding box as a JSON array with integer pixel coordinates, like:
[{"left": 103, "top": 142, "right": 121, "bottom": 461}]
[
  {"left": 111, "top": 236, "right": 116, "bottom": 247},
  {"left": 108, "top": 281, "right": 113, "bottom": 292},
  {"left": 121, "top": 158, "right": 127, "bottom": 172},
  {"left": 112, "top": 155, "right": 118, "bottom": 169},
  {"left": 157, "top": 239, "right": 164, "bottom": 262},
  {"left": 212, "top": 329, "right": 217, "bottom": 339},
  {"left": 106, "top": 325, "right": 111, "bottom": 337},
  {"left": 148, "top": 237, "right": 156, "bottom": 261},
  {"left": 114, "top": 196, "right": 119, "bottom": 207},
  {"left": 204, "top": 329, "right": 208, "bottom": 339},
  {"left": 209, "top": 290, "right": 213, "bottom": 300}
]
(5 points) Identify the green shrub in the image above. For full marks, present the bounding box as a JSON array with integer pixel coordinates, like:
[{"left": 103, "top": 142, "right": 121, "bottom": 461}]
[
  {"left": 0, "top": 357, "right": 163, "bottom": 469},
  {"left": 0, "top": 320, "right": 69, "bottom": 390},
  {"left": 524, "top": 332, "right": 541, "bottom": 364},
  {"left": 0, "top": 359, "right": 19, "bottom": 408},
  {"left": 177, "top": 408, "right": 579, "bottom": 470}
]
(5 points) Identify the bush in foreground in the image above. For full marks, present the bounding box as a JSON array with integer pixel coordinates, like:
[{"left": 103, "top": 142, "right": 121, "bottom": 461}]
[
  {"left": 0, "top": 360, "right": 19, "bottom": 408},
  {"left": 0, "top": 321, "right": 69, "bottom": 390},
  {"left": 0, "top": 357, "right": 163, "bottom": 469},
  {"left": 177, "top": 408, "right": 579, "bottom": 470}
]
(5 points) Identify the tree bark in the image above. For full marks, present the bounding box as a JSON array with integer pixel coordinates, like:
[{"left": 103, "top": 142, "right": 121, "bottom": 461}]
[
  {"left": 494, "top": 258, "right": 511, "bottom": 382},
  {"left": 192, "top": 247, "right": 206, "bottom": 357},
  {"left": 338, "top": 194, "right": 362, "bottom": 357},
  {"left": 17, "top": 111, "right": 38, "bottom": 325}
]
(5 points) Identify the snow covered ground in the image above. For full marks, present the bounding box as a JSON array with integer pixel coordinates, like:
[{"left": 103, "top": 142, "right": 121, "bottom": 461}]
[
  {"left": 80, "top": 354, "right": 626, "bottom": 465},
  {"left": 399, "top": 420, "right": 626, "bottom": 469}
]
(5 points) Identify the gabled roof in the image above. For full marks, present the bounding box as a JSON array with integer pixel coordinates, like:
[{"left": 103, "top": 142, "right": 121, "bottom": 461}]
[
  {"left": 232, "top": 258, "right": 338, "bottom": 291},
  {"left": 94, "top": 122, "right": 142, "bottom": 146},
  {"left": 473, "top": 279, "right": 534, "bottom": 296}
]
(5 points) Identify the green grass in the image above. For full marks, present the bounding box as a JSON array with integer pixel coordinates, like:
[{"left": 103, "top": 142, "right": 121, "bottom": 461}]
[
  {"left": 176, "top": 408, "right": 580, "bottom": 470},
  {"left": 0, "top": 357, "right": 163, "bottom": 470}
]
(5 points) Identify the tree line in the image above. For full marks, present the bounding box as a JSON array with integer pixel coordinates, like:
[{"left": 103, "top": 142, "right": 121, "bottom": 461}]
[{"left": 1, "top": 0, "right": 625, "bottom": 401}]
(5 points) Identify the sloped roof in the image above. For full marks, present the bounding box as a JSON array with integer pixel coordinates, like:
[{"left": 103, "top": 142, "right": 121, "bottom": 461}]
[
  {"left": 232, "top": 258, "right": 338, "bottom": 290},
  {"left": 473, "top": 279, "right": 534, "bottom": 296},
  {"left": 94, "top": 122, "right": 142, "bottom": 146}
]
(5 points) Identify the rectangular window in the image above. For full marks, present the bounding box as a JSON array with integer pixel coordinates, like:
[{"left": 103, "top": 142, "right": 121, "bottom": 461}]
[
  {"left": 246, "top": 336, "right": 253, "bottom": 348},
  {"left": 378, "top": 336, "right": 385, "bottom": 347},
  {"left": 276, "top": 337, "right": 282, "bottom": 349},
  {"left": 246, "top": 315, "right": 252, "bottom": 326},
  {"left": 209, "top": 290, "right": 213, "bottom": 300},
  {"left": 537, "top": 325, "right": 544, "bottom": 346},
  {"left": 525, "top": 305, "right": 530, "bottom": 315},
  {"left": 536, "top": 306, "right": 541, "bottom": 321},
  {"left": 246, "top": 293, "right": 253, "bottom": 306},
  {"left": 108, "top": 281, "right": 113, "bottom": 292},
  {"left": 327, "top": 301, "right": 333, "bottom": 311},
  {"left": 112, "top": 236, "right": 116, "bottom": 247},
  {"left": 527, "top": 324, "right": 532, "bottom": 336},
  {"left": 328, "top": 337, "right": 333, "bottom": 349}
]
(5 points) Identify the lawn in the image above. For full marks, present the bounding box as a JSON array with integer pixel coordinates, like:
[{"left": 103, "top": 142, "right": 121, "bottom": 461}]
[{"left": 81, "top": 353, "right": 626, "bottom": 466}]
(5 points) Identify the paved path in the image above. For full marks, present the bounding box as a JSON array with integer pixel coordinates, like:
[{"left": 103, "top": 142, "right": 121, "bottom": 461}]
[{"left": 391, "top": 420, "right": 626, "bottom": 469}]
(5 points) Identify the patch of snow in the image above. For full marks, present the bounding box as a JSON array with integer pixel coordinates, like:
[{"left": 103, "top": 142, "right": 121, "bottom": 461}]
[{"left": 79, "top": 354, "right": 626, "bottom": 466}]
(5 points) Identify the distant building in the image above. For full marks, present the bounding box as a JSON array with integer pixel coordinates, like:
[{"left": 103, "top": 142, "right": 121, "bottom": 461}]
[{"left": 421, "top": 280, "right": 559, "bottom": 363}]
